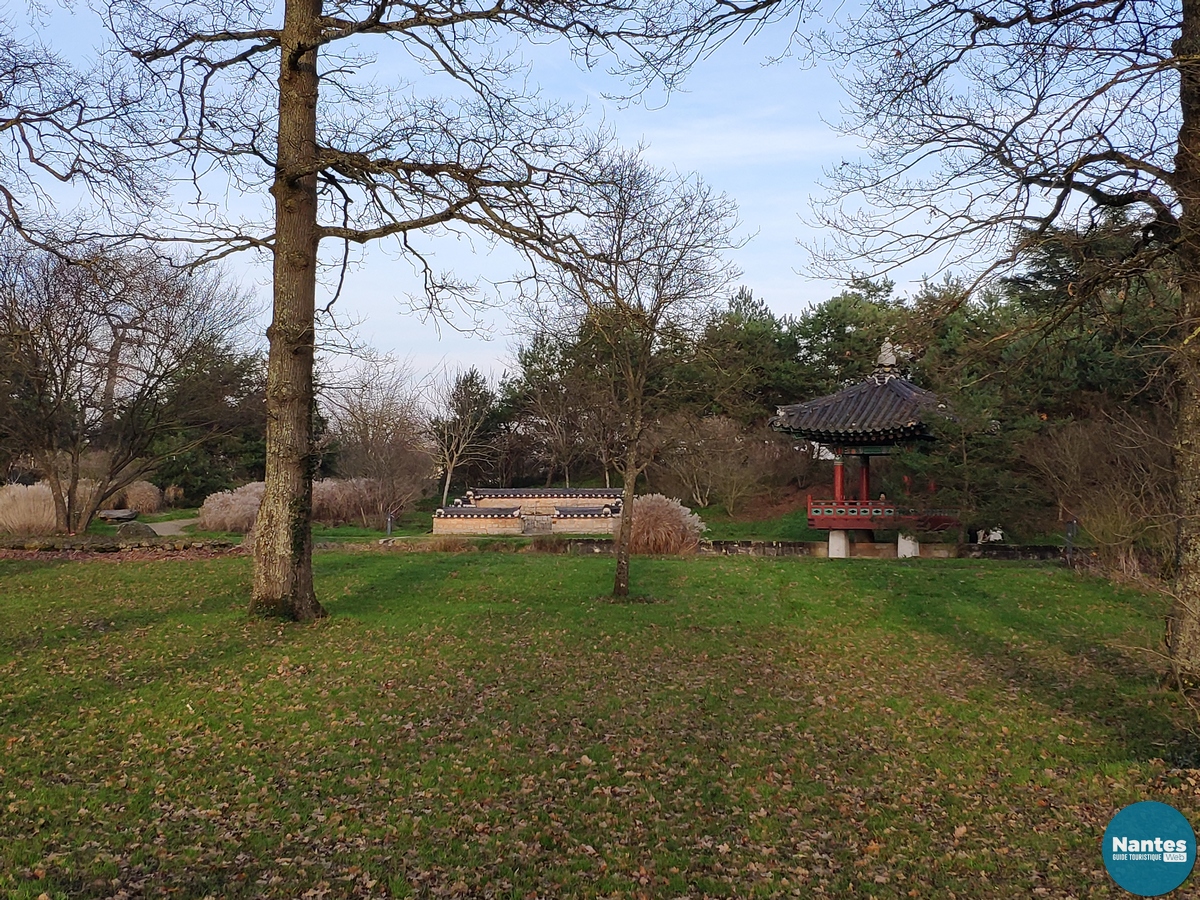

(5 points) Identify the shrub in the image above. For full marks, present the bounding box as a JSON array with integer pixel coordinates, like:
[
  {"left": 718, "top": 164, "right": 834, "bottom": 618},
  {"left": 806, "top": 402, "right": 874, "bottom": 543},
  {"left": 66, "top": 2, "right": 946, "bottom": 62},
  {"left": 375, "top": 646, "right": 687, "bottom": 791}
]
[
  {"left": 198, "top": 482, "right": 265, "bottom": 533},
  {"left": 121, "top": 481, "right": 164, "bottom": 515},
  {"left": 313, "top": 478, "right": 379, "bottom": 527},
  {"left": 0, "top": 483, "right": 57, "bottom": 535},
  {"left": 199, "top": 478, "right": 395, "bottom": 533},
  {"left": 629, "top": 494, "right": 705, "bottom": 556},
  {"left": 163, "top": 485, "right": 185, "bottom": 508}
]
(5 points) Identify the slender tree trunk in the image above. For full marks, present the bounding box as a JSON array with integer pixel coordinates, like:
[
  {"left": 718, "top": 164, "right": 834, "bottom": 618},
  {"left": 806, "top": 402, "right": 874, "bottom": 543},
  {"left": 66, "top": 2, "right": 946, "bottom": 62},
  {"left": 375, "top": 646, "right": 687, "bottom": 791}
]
[
  {"left": 43, "top": 457, "right": 68, "bottom": 533},
  {"left": 441, "top": 460, "right": 455, "bottom": 506},
  {"left": 66, "top": 456, "right": 81, "bottom": 533},
  {"left": 1169, "top": 0, "right": 1200, "bottom": 677},
  {"left": 613, "top": 445, "right": 638, "bottom": 598},
  {"left": 251, "top": 0, "right": 327, "bottom": 621}
]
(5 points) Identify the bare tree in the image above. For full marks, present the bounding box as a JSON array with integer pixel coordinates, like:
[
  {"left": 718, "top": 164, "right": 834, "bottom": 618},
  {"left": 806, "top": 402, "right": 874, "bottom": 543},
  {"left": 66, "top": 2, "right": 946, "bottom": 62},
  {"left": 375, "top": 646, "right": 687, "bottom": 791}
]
[
  {"left": 788, "top": 0, "right": 1200, "bottom": 677},
  {"left": 101, "top": 0, "right": 778, "bottom": 620},
  {"left": 427, "top": 366, "right": 497, "bottom": 506},
  {"left": 0, "top": 13, "right": 155, "bottom": 250},
  {"left": 524, "top": 152, "right": 740, "bottom": 597},
  {"left": 653, "top": 413, "right": 772, "bottom": 514},
  {"left": 1024, "top": 413, "right": 1176, "bottom": 578},
  {"left": 511, "top": 335, "right": 589, "bottom": 486},
  {"left": 323, "top": 354, "right": 435, "bottom": 526},
  {"left": 581, "top": 403, "right": 623, "bottom": 488},
  {"left": 0, "top": 242, "right": 251, "bottom": 532}
]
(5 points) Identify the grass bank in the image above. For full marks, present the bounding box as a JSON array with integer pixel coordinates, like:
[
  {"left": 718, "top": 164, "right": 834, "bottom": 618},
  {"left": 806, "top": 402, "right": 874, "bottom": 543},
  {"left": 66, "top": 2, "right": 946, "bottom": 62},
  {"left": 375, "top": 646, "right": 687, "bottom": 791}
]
[{"left": 0, "top": 553, "right": 1194, "bottom": 898}]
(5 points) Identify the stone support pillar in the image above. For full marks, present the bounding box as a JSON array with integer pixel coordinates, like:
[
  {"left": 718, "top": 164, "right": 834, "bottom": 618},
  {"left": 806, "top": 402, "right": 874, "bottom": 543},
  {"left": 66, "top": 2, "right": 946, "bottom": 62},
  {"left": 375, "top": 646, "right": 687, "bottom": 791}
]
[
  {"left": 898, "top": 533, "right": 920, "bottom": 558},
  {"left": 829, "top": 530, "right": 850, "bottom": 558}
]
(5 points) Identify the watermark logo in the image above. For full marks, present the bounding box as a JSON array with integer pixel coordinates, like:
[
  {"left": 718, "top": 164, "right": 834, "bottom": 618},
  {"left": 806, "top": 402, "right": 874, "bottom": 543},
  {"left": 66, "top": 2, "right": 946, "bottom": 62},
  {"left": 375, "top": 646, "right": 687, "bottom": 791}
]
[{"left": 1103, "top": 801, "right": 1196, "bottom": 896}]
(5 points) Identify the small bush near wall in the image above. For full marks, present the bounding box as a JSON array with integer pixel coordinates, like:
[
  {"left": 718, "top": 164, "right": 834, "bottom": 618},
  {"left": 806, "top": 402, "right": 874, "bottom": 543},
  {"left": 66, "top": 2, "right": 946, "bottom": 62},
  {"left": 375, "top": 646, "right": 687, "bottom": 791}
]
[{"left": 630, "top": 494, "right": 705, "bottom": 556}]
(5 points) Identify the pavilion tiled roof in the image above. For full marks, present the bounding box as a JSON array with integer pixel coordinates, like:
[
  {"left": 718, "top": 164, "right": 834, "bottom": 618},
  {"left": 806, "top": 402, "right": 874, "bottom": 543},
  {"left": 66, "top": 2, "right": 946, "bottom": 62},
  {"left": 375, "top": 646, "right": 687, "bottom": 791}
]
[{"left": 770, "top": 370, "right": 945, "bottom": 446}]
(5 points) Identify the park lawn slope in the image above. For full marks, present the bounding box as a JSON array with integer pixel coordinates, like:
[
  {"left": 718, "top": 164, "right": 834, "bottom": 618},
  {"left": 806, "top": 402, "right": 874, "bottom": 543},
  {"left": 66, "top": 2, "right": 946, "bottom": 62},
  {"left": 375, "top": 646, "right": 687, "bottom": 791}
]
[{"left": 0, "top": 553, "right": 1194, "bottom": 898}]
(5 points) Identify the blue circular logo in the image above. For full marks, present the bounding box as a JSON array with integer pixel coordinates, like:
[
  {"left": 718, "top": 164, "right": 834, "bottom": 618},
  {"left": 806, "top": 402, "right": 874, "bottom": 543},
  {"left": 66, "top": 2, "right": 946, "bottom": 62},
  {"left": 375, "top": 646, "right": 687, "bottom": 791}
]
[{"left": 1103, "top": 801, "right": 1196, "bottom": 896}]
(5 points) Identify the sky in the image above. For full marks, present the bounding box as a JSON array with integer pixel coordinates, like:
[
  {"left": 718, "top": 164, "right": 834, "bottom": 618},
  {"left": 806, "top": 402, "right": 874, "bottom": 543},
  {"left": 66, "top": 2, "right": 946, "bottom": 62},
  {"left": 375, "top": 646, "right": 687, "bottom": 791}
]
[
  {"left": 35, "top": 3, "right": 935, "bottom": 382},
  {"left": 316, "top": 32, "right": 889, "bottom": 380}
]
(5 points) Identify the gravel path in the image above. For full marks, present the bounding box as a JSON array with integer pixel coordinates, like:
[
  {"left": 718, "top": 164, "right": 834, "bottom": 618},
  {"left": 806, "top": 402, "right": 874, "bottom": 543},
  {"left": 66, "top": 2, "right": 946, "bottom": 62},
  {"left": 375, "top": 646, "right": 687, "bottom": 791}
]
[{"left": 150, "top": 517, "right": 200, "bottom": 536}]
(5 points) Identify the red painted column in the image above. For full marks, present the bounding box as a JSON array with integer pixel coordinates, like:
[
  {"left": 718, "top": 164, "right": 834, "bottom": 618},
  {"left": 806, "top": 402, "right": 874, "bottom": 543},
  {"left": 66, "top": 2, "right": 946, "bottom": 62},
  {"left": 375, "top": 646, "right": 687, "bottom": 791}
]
[
  {"left": 859, "top": 455, "right": 871, "bottom": 501},
  {"left": 833, "top": 455, "right": 845, "bottom": 501}
]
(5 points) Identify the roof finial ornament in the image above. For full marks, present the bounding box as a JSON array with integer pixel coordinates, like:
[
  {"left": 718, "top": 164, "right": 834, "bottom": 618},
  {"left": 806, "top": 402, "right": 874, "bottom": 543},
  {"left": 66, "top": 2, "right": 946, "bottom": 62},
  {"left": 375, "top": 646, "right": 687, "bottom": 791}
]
[{"left": 874, "top": 339, "right": 901, "bottom": 381}]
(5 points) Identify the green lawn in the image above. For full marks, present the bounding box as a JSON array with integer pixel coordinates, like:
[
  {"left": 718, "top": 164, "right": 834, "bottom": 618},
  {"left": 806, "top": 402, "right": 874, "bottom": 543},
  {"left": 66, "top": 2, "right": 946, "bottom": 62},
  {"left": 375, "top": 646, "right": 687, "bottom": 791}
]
[
  {"left": 1, "top": 552, "right": 1195, "bottom": 898},
  {"left": 697, "top": 505, "right": 825, "bottom": 542}
]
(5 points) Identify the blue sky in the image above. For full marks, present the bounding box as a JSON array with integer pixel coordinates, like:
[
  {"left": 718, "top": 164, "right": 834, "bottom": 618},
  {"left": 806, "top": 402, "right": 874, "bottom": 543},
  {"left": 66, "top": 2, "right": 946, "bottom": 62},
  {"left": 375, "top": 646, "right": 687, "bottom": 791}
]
[
  {"left": 36, "top": 4, "right": 934, "bottom": 381},
  {"left": 315, "top": 32, "right": 887, "bottom": 379}
]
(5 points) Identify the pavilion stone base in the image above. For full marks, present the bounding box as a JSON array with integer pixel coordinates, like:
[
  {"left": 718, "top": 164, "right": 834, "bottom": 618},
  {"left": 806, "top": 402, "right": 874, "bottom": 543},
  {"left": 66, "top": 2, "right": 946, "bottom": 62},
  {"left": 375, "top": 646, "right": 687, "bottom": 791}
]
[
  {"left": 828, "top": 530, "right": 850, "bottom": 559},
  {"left": 898, "top": 533, "right": 920, "bottom": 558}
]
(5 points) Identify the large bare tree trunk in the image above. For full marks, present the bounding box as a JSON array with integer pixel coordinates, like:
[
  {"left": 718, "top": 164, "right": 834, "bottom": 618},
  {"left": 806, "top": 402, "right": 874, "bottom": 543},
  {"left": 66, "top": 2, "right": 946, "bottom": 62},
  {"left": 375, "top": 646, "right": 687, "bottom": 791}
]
[
  {"left": 251, "top": 0, "right": 327, "bottom": 621},
  {"left": 1172, "top": 350, "right": 1200, "bottom": 678},
  {"left": 1169, "top": 0, "right": 1200, "bottom": 677}
]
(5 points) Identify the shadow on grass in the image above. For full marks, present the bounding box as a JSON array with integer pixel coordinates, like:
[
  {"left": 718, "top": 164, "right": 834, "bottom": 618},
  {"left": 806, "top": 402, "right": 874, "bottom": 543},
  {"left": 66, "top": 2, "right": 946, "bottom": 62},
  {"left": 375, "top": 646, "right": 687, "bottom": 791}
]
[
  {"left": 873, "top": 562, "right": 1198, "bottom": 765},
  {"left": 318, "top": 551, "right": 614, "bottom": 622},
  {"left": 0, "top": 558, "right": 74, "bottom": 576},
  {"left": 0, "top": 560, "right": 264, "bottom": 718}
]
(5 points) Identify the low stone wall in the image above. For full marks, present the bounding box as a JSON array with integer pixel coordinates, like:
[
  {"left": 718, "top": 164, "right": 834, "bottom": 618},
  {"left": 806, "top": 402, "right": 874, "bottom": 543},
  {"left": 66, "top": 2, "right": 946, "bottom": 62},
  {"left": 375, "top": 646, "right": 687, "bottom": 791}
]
[
  {"left": 702, "top": 540, "right": 818, "bottom": 557},
  {"left": 959, "top": 544, "right": 1064, "bottom": 561},
  {"left": 564, "top": 538, "right": 614, "bottom": 554},
  {"left": 560, "top": 539, "right": 983, "bottom": 559},
  {"left": 561, "top": 539, "right": 820, "bottom": 556},
  {"left": 847, "top": 542, "right": 897, "bottom": 559},
  {"left": 917, "top": 543, "right": 957, "bottom": 559},
  {"left": 432, "top": 516, "right": 524, "bottom": 536},
  {"left": 0, "top": 536, "right": 233, "bottom": 553}
]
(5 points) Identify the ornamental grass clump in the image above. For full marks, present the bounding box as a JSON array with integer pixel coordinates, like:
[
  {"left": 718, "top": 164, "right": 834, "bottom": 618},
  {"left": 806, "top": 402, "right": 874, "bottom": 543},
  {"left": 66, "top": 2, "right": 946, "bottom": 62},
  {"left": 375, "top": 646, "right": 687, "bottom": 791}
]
[
  {"left": 629, "top": 494, "right": 705, "bottom": 556},
  {"left": 199, "top": 479, "right": 392, "bottom": 533},
  {"left": 0, "top": 483, "right": 57, "bottom": 535},
  {"left": 119, "top": 481, "right": 164, "bottom": 515},
  {"left": 198, "top": 482, "right": 266, "bottom": 533},
  {"left": 312, "top": 478, "right": 379, "bottom": 527}
]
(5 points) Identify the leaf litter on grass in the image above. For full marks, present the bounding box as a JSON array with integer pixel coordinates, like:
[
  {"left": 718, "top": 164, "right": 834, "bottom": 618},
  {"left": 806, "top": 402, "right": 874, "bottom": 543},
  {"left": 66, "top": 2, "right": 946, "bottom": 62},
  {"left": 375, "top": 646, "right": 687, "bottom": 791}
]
[{"left": 0, "top": 554, "right": 1194, "bottom": 898}]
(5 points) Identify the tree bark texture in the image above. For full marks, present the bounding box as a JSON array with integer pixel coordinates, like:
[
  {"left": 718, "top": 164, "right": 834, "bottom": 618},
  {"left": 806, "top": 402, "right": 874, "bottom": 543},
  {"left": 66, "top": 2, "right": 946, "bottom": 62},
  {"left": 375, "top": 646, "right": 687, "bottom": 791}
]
[
  {"left": 1170, "top": 0, "right": 1200, "bottom": 676},
  {"left": 612, "top": 445, "right": 638, "bottom": 598},
  {"left": 250, "top": 0, "right": 327, "bottom": 621},
  {"left": 1172, "top": 347, "right": 1200, "bottom": 678},
  {"left": 441, "top": 463, "right": 455, "bottom": 507}
]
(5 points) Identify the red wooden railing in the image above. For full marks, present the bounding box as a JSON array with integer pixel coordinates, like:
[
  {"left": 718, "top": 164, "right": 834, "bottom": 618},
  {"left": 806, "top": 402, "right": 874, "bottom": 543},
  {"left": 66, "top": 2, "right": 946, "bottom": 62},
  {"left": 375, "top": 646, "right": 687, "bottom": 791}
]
[{"left": 806, "top": 496, "right": 959, "bottom": 531}]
